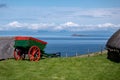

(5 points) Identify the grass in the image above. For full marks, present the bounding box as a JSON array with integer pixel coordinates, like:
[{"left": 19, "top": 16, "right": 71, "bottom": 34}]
[{"left": 0, "top": 53, "right": 120, "bottom": 80}]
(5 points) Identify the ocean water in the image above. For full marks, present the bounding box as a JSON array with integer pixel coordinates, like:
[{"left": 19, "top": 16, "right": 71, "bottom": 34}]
[{"left": 39, "top": 36, "right": 108, "bottom": 57}]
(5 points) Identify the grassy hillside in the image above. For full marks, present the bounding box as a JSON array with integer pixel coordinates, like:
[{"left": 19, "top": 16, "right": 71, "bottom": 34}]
[{"left": 0, "top": 54, "right": 120, "bottom": 80}]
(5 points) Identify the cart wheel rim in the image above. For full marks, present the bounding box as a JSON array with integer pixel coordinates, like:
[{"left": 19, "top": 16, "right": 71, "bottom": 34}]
[
  {"left": 14, "top": 49, "right": 21, "bottom": 60},
  {"left": 28, "top": 46, "right": 41, "bottom": 61}
]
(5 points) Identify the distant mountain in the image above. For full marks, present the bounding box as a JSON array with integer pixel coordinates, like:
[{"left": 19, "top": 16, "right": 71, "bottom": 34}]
[{"left": 0, "top": 30, "right": 113, "bottom": 37}]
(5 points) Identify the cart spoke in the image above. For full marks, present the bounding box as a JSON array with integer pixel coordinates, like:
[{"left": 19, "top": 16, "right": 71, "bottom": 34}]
[{"left": 28, "top": 46, "right": 41, "bottom": 61}]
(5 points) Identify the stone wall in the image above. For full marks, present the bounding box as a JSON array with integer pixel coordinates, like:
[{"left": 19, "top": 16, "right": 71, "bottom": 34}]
[{"left": 0, "top": 37, "right": 15, "bottom": 59}]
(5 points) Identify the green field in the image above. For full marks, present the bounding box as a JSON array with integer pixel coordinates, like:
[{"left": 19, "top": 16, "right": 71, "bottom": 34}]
[{"left": 0, "top": 54, "right": 120, "bottom": 80}]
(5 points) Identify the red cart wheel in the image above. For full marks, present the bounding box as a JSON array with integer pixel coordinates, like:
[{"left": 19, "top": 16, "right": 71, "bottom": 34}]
[
  {"left": 28, "top": 46, "right": 41, "bottom": 61},
  {"left": 14, "top": 48, "right": 25, "bottom": 60},
  {"left": 14, "top": 48, "right": 21, "bottom": 60}
]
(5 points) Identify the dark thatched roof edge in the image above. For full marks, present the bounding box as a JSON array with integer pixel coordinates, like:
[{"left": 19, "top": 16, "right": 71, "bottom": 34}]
[{"left": 106, "top": 29, "right": 120, "bottom": 49}]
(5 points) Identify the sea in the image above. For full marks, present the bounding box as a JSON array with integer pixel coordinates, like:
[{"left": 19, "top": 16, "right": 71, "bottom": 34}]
[{"left": 39, "top": 36, "right": 109, "bottom": 57}]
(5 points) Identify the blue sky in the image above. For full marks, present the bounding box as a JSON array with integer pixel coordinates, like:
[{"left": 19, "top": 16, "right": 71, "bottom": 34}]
[
  {"left": 1, "top": 0, "right": 120, "bottom": 8},
  {"left": 0, "top": 0, "right": 120, "bottom": 36}
]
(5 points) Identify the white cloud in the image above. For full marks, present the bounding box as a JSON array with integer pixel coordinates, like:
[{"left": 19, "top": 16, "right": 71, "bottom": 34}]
[
  {"left": 28, "top": 23, "right": 55, "bottom": 30},
  {"left": 8, "top": 21, "right": 22, "bottom": 28},
  {"left": 98, "top": 23, "right": 115, "bottom": 28},
  {"left": 61, "top": 22, "right": 79, "bottom": 27},
  {"left": 1, "top": 21, "right": 120, "bottom": 31},
  {"left": 53, "top": 22, "right": 79, "bottom": 31},
  {"left": 5, "top": 21, "right": 56, "bottom": 31}
]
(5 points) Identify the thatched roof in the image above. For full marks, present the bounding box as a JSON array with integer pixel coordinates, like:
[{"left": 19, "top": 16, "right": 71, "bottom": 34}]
[{"left": 106, "top": 29, "right": 120, "bottom": 49}]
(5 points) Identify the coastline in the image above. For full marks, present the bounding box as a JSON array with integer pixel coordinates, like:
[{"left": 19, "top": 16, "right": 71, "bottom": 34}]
[{"left": 76, "top": 50, "right": 107, "bottom": 58}]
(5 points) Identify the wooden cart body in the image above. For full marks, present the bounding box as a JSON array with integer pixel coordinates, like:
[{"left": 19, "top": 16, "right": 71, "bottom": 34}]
[
  {"left": 14, "top": 36, "right": 47, "bottom": 50},
  {"left": 14, "top": 36, "right": 47, "bottom": 61}
]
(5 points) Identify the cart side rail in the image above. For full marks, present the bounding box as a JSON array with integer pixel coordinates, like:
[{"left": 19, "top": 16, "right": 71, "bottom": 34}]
[{"left": 15, "top": 36, "right": 47, "bottom": 45}]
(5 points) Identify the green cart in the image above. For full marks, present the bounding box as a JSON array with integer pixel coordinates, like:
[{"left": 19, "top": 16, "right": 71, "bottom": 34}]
[{"left": 14, "top": 36, "right": 48, "bottom": 61}]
